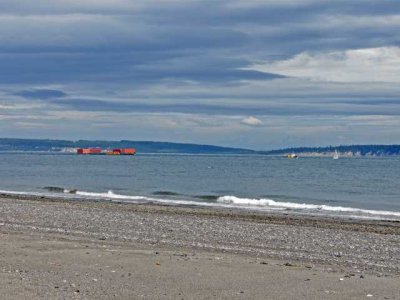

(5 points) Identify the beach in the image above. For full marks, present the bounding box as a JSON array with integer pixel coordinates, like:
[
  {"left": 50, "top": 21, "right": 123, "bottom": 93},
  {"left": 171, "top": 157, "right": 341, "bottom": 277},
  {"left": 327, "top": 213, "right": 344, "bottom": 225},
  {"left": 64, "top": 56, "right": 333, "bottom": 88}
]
[{"left": 0, "top": 194, "right": 399, "bottom": 299}]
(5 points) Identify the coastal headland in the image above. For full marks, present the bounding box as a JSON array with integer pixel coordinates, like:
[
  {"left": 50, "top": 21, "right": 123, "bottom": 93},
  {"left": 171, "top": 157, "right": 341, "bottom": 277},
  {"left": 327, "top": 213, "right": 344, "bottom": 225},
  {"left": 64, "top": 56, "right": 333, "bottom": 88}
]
[{"left": 1, "top": 194, "right": 399, "bottom": 299}]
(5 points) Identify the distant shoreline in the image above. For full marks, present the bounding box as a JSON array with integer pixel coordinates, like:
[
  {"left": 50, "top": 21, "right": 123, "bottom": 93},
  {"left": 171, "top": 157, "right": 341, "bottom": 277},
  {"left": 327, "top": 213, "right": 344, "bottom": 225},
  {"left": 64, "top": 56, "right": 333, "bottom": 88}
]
[
  {"left": 1, "top": 138, "right": 400, "bottom": 156},
  {"left": 1, "top": 150, "right": 400, "bottom": 158}
]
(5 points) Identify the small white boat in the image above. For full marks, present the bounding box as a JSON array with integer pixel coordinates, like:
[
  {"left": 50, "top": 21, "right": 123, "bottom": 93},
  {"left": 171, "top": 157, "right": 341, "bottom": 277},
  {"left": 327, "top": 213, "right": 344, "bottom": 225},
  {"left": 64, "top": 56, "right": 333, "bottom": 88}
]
[
  {"left": 333, "top": 150, "right": 339, "bottom": 160},
  {"left": 287, "top": 153, "right": 298, "bottom": 159}
]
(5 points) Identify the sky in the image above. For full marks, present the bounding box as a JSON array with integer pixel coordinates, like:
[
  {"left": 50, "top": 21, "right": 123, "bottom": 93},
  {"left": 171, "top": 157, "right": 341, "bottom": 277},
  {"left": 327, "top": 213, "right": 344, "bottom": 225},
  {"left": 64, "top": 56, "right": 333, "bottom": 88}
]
[{"left": 1, "top": 0, "right": 400, "bottom": 150}]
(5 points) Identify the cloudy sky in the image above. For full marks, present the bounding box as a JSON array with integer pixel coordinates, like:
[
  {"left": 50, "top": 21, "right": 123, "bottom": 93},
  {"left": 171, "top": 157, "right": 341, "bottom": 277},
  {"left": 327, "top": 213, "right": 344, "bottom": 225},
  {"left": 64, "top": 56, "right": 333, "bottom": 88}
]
[{"left": 1, "top": 0, "right": 400, "bottom": 149}]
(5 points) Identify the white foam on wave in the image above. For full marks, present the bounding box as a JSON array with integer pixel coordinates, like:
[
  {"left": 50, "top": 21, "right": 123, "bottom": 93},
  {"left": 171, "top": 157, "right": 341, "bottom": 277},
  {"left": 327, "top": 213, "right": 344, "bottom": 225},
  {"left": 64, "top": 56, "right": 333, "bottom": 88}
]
[
  {"left": 0, "top": 189, "right": 33, "bottom": 196},
  {"left": 0, "top": 189, "right": 151, "bottom": 202},
  {"left": 74, "top": 190, "right": 220, "bottom": 207},
  {"left": 217, "top": 195, "right": 400, "bottom": 217},
  {"left": 74, "top": 190, "right": 146, "bottom": 200}
]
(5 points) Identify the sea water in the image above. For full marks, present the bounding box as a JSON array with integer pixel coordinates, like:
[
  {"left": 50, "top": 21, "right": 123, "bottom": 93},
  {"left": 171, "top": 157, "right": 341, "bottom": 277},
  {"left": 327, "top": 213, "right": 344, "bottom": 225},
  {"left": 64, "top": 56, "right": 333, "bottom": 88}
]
[{"left": 0, "top": 153, "right": 399, "bottom": 220}]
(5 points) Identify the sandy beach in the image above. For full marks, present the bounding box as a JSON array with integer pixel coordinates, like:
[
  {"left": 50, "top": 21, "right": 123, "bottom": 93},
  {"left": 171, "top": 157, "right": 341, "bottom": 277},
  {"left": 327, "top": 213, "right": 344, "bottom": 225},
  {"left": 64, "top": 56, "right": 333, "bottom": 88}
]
[{"left": 1, "top": 194, "right": 399, "bottom": 299}]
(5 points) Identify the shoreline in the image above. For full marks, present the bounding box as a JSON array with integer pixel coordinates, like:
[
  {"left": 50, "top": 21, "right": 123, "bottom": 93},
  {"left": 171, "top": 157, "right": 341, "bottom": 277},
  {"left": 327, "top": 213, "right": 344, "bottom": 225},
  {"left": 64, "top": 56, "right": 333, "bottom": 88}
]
[
  {"left": 1, "top": 192, "right": 400, "bottom": 235},
  {"left": 3, "top": 185, "right": 400, "bottom": 222},
  {"left": 1, "top": 193, "right": 400, "bottom": 299}
]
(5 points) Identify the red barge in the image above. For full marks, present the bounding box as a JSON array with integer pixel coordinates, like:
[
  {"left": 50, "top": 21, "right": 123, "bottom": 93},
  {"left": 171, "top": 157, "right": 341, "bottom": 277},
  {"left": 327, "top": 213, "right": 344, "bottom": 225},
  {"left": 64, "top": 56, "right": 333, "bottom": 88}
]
[{"left": 76, "top": 148, "right": 136, "bottom": 155}]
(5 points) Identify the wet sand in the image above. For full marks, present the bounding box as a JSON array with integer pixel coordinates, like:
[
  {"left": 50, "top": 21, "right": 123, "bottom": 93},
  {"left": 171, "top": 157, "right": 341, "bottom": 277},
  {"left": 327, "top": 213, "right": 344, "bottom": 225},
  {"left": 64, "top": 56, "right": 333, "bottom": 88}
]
[{"left": 1, "top": 194, "right": 400, "bottom": 299}]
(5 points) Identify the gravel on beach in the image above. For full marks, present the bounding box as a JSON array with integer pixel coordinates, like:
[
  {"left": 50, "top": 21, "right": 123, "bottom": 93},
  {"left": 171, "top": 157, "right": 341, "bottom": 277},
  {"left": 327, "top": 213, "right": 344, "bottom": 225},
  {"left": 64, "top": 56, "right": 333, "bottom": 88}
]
[
  {"left": 1, "top": 194, "right": 400, "bottom": 299},
  {"left": 1, "top": 194, "right": 399, "bottom": 276}
]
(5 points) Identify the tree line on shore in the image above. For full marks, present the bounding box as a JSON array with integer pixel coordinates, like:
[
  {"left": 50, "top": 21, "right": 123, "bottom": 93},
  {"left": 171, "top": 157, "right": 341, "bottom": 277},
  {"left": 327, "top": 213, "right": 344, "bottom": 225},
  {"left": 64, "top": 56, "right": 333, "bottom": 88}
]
[{"left": 0, "top": 138, "right": 399, "bottom": 156}]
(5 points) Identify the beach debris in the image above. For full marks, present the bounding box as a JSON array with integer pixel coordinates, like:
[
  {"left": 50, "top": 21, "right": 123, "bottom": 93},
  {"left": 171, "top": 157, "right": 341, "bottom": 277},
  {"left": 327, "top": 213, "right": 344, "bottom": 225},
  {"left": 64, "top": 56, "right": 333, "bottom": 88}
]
[
  {"left": 360, "top": 275, "right": 365, "bottom": 279},
  {"left": 367, "top": 294, "right": 373, "bottom": 297},
  {"left": 284, "top": 262, "right": 297, "bottom": 267},
  {"left": 339, "top": 278, "right": 344, "bottom": 281},
  {"left": 92, "top": 278, "right": 98, "bottom": 282},
  {"left": 156, "top": 262, "right": 161, "bottom": 266},
  {"left": 260, "top": 261, "right": 268, "bottom": 265},
  {"left": 173, "top": 253, "right": 188, "bottom": 257}
]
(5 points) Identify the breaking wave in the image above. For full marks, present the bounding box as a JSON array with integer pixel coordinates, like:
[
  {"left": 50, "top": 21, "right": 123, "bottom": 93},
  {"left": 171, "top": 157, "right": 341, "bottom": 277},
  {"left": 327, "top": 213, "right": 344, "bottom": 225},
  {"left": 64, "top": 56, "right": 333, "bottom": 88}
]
[
  {"left": 1, "top": 189, "right": 400, "bottom": 220},
  {"left": 67, "top": 189, "right": 215, "bottom": 207},
  {"left": 217, "top": 195, "right": 400, "bottom": 217},
  {"left": 75, "top": 190, "right": 146, "bottom": 200}
]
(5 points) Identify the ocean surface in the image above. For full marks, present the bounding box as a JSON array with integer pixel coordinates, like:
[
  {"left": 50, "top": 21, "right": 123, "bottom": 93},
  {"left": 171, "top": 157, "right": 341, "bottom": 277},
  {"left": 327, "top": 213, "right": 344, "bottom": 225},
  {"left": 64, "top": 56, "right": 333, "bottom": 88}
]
[{"left": 1, "top": 153, "right": 400, "bottom": 220}]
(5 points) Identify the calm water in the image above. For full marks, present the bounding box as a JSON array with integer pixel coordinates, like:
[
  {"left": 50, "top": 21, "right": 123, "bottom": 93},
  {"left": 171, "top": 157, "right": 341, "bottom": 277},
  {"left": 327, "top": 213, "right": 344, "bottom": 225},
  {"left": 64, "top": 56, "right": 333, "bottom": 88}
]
[{"left": 1, "top": 153, "right": 399, "bottom": 219}]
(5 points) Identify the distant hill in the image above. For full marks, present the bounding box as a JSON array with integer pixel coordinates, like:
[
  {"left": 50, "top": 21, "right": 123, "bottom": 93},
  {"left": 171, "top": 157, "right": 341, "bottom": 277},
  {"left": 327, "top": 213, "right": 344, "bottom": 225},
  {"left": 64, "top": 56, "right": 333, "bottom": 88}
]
[
  {"left": 0, "top": 138, "right": 255, "bottom": 154},
  {"left": 260, "top": 145, "right": 400, "bottom": 157},
  {"left": 1, "top": 138, "right": 400, "bottom": 156}
]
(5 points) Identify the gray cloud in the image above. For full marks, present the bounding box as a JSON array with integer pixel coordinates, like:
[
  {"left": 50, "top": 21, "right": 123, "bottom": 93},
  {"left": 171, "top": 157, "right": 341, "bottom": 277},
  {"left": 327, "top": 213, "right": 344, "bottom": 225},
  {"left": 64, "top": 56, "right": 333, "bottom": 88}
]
[
  {"left": 241, "top": 116, "right": 263, "bottom": 126},
  {"left": 9, "top": 89, "right": 400, "bottom": 118},
  {"left": 1, "top": 0, "right": 400, "bottom": 147},
  {"left": 13, "top": 89, "right": 67, "bottom": 99}
]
